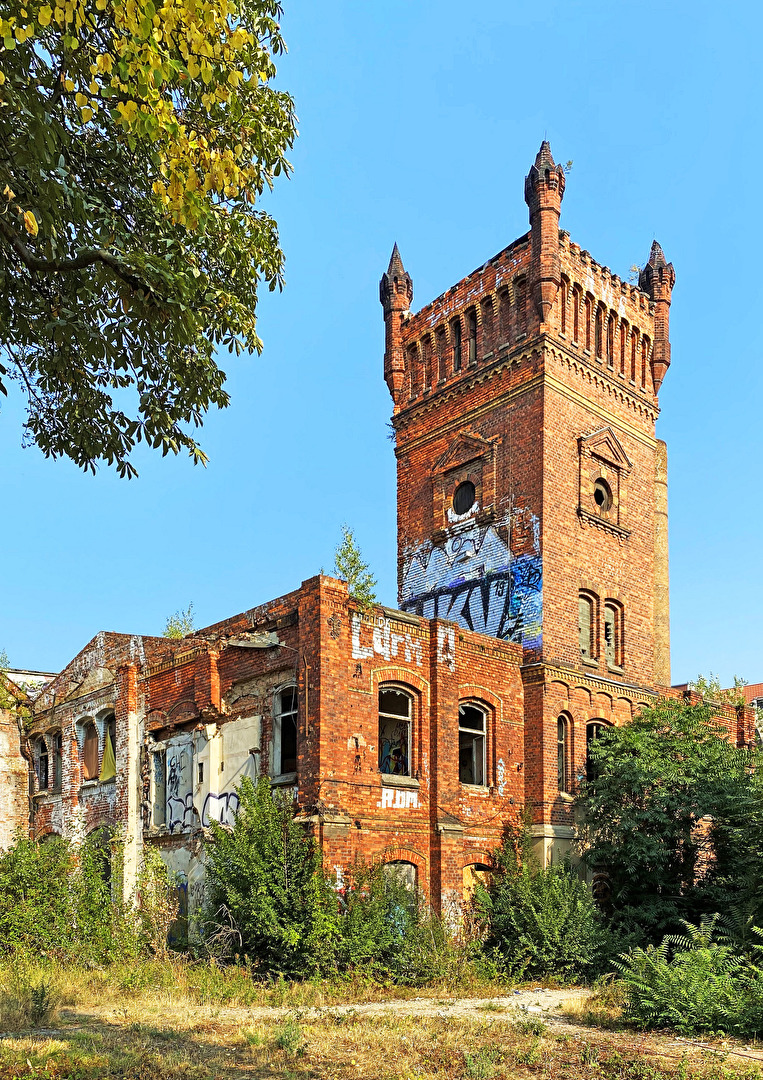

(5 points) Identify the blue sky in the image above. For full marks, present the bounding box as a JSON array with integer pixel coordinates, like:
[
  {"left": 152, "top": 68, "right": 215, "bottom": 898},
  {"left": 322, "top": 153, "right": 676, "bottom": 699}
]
[{"left": 1, "top": 0, "right": 761, "bottom": 686}]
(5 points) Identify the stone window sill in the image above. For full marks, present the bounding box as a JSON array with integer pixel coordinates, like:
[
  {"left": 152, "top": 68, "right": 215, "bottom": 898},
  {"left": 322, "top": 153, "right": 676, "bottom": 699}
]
[
  {"left": 380, "top": 773, "right": 420, "bottom": 790},
  {"left": 581, "top": 656, "right": 599, "bottom": 669},
  {"left": 559, "top": 791, "right": 575, "bottom": 804},
  {"left": 461, "top": 783, "right": 490, "bottom": 796},
  {"left": 607, "top": 664, "right": 625, "bottom": 676}
]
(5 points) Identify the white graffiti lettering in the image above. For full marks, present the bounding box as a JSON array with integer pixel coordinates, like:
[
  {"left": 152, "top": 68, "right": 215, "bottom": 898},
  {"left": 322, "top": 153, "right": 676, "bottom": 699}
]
[{"left": 376, "top": 787, "right": 419, "bottom": 810}]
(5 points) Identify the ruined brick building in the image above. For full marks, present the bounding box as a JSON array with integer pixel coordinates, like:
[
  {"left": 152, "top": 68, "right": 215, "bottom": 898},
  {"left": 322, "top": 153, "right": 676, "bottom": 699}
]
[{"left": 6, "top": 143, "right": 738, "bottom": 917}]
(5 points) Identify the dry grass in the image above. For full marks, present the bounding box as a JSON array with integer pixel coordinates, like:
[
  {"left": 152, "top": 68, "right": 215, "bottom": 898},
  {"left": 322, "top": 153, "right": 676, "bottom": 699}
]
[
  {"left": 1, "top": 995, "right": 762, "bottom": 1080},
  {"left": 559, "top": 978, "right": 628, "bottom": 1030}
]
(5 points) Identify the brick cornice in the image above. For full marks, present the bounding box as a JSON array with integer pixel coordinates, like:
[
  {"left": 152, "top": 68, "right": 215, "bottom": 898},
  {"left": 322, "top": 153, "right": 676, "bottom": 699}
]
[{"left": 520, "top": 662, "right": 659, "bottom": 702}]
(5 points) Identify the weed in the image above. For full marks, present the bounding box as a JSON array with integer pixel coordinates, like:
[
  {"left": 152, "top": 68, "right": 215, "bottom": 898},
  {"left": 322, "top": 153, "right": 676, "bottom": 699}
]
[
  {"left": 463, "top": 1045, "right": 503, "bottom": 1079},
  {"left": 514, "top": 1016, "right": 548, "bottom": 1036},
  {"left": 273, "top": 1015, "right": 305, "bottom": 1057}
]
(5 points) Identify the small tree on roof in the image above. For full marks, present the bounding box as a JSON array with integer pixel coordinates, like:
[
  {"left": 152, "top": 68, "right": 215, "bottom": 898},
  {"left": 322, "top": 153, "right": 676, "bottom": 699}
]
[
  {"left": 334, "top": 526, "right": 377, "bottom": 610},
  {"left": 163, "top": 602, "right": 196, "bottom": 640}
]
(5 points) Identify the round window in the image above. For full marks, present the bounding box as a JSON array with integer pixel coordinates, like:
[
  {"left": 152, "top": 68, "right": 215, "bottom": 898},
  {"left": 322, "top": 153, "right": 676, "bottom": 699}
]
[
  {"left": 453, "top": 480, "right": 476, "bottom": 515},
  {"left": 593, "top": 478, "right": 612, "bottom": 512}
]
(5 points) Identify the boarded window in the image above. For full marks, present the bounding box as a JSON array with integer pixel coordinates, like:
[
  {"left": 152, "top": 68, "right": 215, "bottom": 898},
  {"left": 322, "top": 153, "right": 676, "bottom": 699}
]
[
  {"left": 463, "top": 862, "right": 492, "bottom": 904},
  {"left": 459, "top": 703, "right": 486, "bottom": 786},
  {"left": 378, "top": 688, "right": 412, "bottom": 776},
  {"left": 153, "top": 748, "right": 167, "bottom": 826},
  {"left": 51, "top": 732, "right": 62, "bottom": 791},
  {"left": 82, "top": 723, "right": 99, "bottom": 780},
  {"left": 274, "top": 686, "right": 298, "bottom": 775},
  {"left": 558, "top": 716, "right": 568, "bottom": 792},
  {"left": 579, "top": 593, "right": 595, "bottom": 660}
]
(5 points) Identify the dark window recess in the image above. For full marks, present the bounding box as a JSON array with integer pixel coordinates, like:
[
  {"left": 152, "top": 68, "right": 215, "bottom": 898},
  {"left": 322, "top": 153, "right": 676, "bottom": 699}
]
[
  {"left": 593, "top": 478, "right": 612, "bottom": 512},
  {"left": 82, "top": 724, "right": 99, "bottom": 780},
  {"left": 379, "top": 688, "right": 412, "bottom": 776},
  {"left": 37, "top": 740, "right": 49, "bottom": 790},
  {"left": 198, "top": 761, "right": 204, "bottom": 784},
  {"left": 467, "top": 310, "right": 477, "bottom": 363},
  {"left": 604, "top": 604, "right": 621, "bottom": 667},
  {"left": 459, "top": 704, "right": 486, "bottom": 785},
  {"left": 52, "top": 732, "right": 62, "bottom": 790},
  {"left": 453, "top": 480, "right": 476, "bottom": 515},
  {"left": 586, "top": 722, "right": 606, "bottom": 782},
  {"left": 452, "top": 319, "right": 462, "bottom": 371},
  {"left": 275, "top": 686, "right": 298, "bottom": 774}
]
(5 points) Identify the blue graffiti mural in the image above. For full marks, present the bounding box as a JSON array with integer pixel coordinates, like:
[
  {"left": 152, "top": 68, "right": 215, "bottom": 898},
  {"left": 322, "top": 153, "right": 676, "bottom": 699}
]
[{"left": 400, "top": 510, "right": 542, "bottom": 652}]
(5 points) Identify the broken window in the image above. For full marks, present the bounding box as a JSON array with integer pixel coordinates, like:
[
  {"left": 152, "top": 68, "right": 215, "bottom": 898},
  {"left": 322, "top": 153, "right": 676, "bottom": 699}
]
[
  {"left": 152, "top": 747, "right": 167, "bottom": 826},
  {"left": 82, "top": 722, "right": 99, "bottom": 780},
  {"left": 459, "top": 703, "right": 486, "bottom": 786},
  {"left": 36, "top": 738, "right": 49, "bottom": 790},
  {"left": 274, "top": 686, "right": 298, "bottom": 776},
  {"left": 579, "top": 592, "right": 595, "bottom": 660},
  {"left": 463, "top": 862, "right": 492, "bottom": 904},
  {"left": 100, "top": 713, "right": 117, "bottom": 782},
  {"left": 378, "top": 687, "right": 412, "bottom": 776},
  {"left": 604, "top": 602, "right": 623, "bottom": 668},
  {"left": 51, "top": 731, "right": 62, "bottom": 791},
  {"left": 151, "top": 736, "right": 194, "bottom": 831},
  {"left": 382, "top": 860, "right": 416, "bottom": 892},
  {"left": 586, "top": 721, "right": 607, "bottom": 782},
  {"left": 557, "top": 715, "right": 569, "bottom": 793}
]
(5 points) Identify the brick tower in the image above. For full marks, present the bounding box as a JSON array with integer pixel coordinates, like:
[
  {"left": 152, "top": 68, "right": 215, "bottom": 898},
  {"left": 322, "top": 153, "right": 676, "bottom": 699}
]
[{"left": 382, "top": 142, "right": 675, "bottom": 861}]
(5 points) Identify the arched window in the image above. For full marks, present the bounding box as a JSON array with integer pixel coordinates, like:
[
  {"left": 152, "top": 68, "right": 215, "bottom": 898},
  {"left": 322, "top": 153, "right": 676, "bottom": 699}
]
[
  {"left": 607, "top": 310, "right": 616, "bottom": 367},
  {"left": 459, "top": 703, "right": 487, "bottom": 786},
  {"left": 467, "top": 309, "right": 477, "bottom": 364},
  {"left": 81, "top": 721, "right": 99, "bottom": 781},
  {"left": 99, "top": 713, "right": 116, "bottom": 782},
  {"left": 515, "top": 278, "right": 526, "bottom": 337},
  {"left": 586, "top": 721, "right": 608, "bottom": 781},
  {"left": 36, "top": 738, "right": 49, "bottom": 791},
  {"left": 451, "top": 317, "right": 462, "bottom": 372},
  {"left": 641, "top": 336, "right": 650, "bottom": 387},
  {"left": 557, "top": 715, "right": 569, "bottom": 793},
  {"left": 498, "top": 289, "right": 510, "bottom": 344},
  {"left": 382, "top": 860, "right": 417, "bottom": 892},
  {"left": 481, "top": 296, "right": 494, "bottom": 354},
  {"left": 604, "top": 601, "right": 624, "bottom": 669},
  {"left": 619, "top": 321, "right": 628, "bottom": 376},
  {"left": 578, "top": 592, "right": 596, "bottom": 661},
  {"left": 573, "top": 286, "right": 581, "bottom": 343},
  {"left": 51, "top": 731, "right": 62, "bottom": 791},
  {"left": 594, "top": 304, "right": 604, "bottom": 358},
  {"left": 378, "top": 687, "right": 412, "bottom": 776},
  {"left": 584, "top": 295, "right": 592, "bottom": 351},
  {"left": 630, "top": 329, "right": 639, "bottom": 382},
  {"left": 273, "top": 686, "right": 298, "bottom": 777},
  {"left": 560, "top": 277, "right": 569, "bottom": 336},
  {"left": 436, "top": 326, "right": 447, "bottom": 382},
  {"left": 407, "top": 343, "right": 419, "bottom": 397},
  {"left": 463, "top": 862, "right": 492, "bottom": 903},
  {"left": 421, "top": 334, "right": 432, "bottom": 392}
]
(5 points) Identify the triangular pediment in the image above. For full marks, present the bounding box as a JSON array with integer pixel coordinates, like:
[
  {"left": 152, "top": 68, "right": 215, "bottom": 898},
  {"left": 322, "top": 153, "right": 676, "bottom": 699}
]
[
  {"left": 579, "top": 427, "right": 632, "bottom": 471},
  {"left": 64, "top": 666, "right": 115, "bottom": 702},
  {"left": 432, "top": 431, "right": 496, "bottom": 475}
]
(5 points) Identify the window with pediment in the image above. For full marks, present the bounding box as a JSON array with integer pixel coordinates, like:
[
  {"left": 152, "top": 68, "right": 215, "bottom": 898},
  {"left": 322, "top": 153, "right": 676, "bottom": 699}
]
[{"left": 577, "top": 428, "right": 632, "bottom": 540}]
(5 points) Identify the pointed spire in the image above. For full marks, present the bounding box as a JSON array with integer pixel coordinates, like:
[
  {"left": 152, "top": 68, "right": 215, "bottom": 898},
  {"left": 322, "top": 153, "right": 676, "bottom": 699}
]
[
  {"left": 533, "top": 140, "right": 557, "bottom": 171},
  {"left": 387, "top": 242, "right": 406, "bottom": 278},
  {"left": 646, "top": 239, "right": 667, "bottom": 269}
]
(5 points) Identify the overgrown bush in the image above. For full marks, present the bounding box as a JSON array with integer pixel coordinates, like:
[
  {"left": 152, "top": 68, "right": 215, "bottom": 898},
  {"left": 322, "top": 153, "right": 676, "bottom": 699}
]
[
  {"left": 0, "top": 955, "right": 60, "bottom": 1030},
  {"left": 204, "top": 776, "right": 342, "bottom": 977},
  {"left": 477, "top": 826, "right": 607, "bottom": 981},
  {"left": 616, "top": 917, "right": 763, "bottom": 1036}
]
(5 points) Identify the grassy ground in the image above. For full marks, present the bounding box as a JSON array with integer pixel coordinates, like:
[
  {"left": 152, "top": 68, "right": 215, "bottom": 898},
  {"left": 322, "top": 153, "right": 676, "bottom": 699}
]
[{"left": 1, "top": 961, "right": 762, "bottom": 1080}]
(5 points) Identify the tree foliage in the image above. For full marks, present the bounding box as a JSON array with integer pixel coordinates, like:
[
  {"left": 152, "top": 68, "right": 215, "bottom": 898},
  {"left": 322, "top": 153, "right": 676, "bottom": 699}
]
[
  {"left": 0, "top": 0, "right": 296, "bottom": 475},
  {"left": 576, "top": 695, "right": 763, "bottom": 942},
  {"left": 334, "top": 525, "right": 377, "bottom": 609}
]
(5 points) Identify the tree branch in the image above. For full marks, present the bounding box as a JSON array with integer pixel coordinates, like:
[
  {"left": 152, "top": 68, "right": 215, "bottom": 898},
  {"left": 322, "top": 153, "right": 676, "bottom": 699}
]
[{"left": 0, "top": 215, "right": 153, "bottom": 296}]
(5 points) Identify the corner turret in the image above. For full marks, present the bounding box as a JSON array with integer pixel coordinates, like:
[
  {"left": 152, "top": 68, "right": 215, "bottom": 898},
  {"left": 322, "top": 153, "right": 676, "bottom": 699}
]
[
  {"left": 638, "top": 240, "right": 675, "bottom": 393},
  {"left": 524, "top": 141, "right": 566, "bottom": 323},
  {"left": 380, "top": 244, "right": 413, "bottom": 407}
]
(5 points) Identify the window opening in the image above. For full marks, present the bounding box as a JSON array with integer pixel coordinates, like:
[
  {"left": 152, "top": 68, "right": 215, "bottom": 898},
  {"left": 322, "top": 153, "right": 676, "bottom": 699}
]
[
  {"left": 515, "top": 278, "right": 526, "bottom": 335},
  {"left": 459, "top": 703, "right": 486, "bottom": 786},
  {"left": 437, "top": 327, "right": 447, "bottom": 382},
  {"left": 584, "top": 296, "right": 592, "bottom": 351},
  {"left": 593, "top": 478, "right": 612, "bottom": 513},
  {"left": 498, "top": 290, "right": 510, "bottom": 343},
  {"left": 573, "top": 288, "right": 580, "bottom": 342},
  {"left": 82, "top": 722, "right": 99, "bottom": 780},
  {"left": 586, "top": 722, "right": 607, "bottom": 781},
  {"left": 51, "top": 732, "right": 62, "bottom": 791},
  {"left": 619, "top": 322, "right": 627, "bottom": 376},
  {"left": 467, "top": 309, "right": 477, "bottom": 364},
  {"left": 421, "top": 335, "right": 431, "bottom": 391},
  {"left": 382, "top": 860, "right": 417, "bottom": 892},
  {"left": 579, "top": 593, "right": 594, "bottom": 660},
  {"left": 153, "top": 748, "right": 167, "bottom": 826},
  {"left": 453, "top": 480, "right": 476, "bottom": 516},
  {"left": 607, "top": 311, "right": 615, "bottom": 366},
  {"left": 641, "top": 336, "right": 649, "bottom": 387},
  {"left": 452, "top": 318, "right": 462, "bottom": 372},
  {"left": 557, "top": 716, "right": 568, "bottom": 793},
  {"left": 481, "top": 296, "right": 494, "bottom": 353},
  {"left": 630, "top": 331, "right": 638, "bottom": 381},
  {"left": 560, "top": 279, "right": 568, "bottom": 335},
  {"left": 274, "top": 686, "right": 298, "bottom": 775},
  {"left": 463, "top": 862, "right": 492, "bottom": 903},
  {"left": 37, "top": 738, "right": 49, "bottom": 790},
  {"left": 604, "top": 602, "right": 622, "bottom": 668},
  {"left": 379, "top": 688, "right": 412, "bottom": 776},
  {"left": 100, "top": 713, "right": 116, "bottom": 782},
  {"left": 595, "top": 305, "right": 603, "bottom": 358}
]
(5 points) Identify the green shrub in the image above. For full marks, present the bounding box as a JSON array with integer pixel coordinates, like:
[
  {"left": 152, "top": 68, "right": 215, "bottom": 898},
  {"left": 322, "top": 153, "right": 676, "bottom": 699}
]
[
  {"left": 478, "top": 828, "right": 606, "bottom": 980},
  {"left": 616, "top": 917, "right": 763, "bottom": 1036},
  {"left": 0, "top": 956, "right": 60, "bottom": 1029},
  {"left": 203, "top": 776, "right": 342, "bottom": 978}
]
